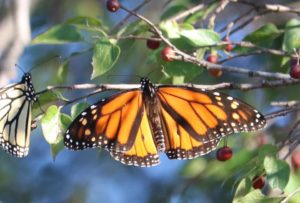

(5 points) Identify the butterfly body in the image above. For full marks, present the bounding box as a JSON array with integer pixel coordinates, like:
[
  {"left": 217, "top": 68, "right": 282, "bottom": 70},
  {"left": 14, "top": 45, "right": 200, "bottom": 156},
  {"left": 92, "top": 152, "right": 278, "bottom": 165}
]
[
  {"left": 0, "top": 73, "right": 37, "bottom": 157},
  {"left": 64, "top": 78, "right": 266, "bottom": 167}
]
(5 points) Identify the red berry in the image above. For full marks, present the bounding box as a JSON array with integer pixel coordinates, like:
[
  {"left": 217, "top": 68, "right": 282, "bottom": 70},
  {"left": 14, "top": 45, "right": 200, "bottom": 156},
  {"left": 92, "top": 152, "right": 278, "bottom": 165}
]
[
  {"left": 106, "top": 0, "right": 120, "bottom": 12},
  {"left": 226, "top": 43, "right": 233, "bottom": 52},
  {"left": 252, "top": 175, "right": 265, "bottom": 189},
  {"left": 224, "top": 38, "right": 233, "bottom": 52},
  {"left": 161, "top": 47, "right": 175, "bottom": 62},
  {"left": 290, "top": 60, "right": 300, "bottom": 79},
  {"left": 147, "top": 39, "right": 160, "bottom": 50},
  {"left": 207, "top": 55, "right": 218, "bottom": 63},
  {"left": 209, "top": 69, "right": 223, "bottom": 77},
  {"left": 292, "top": 151, "right": 300, "bottom": 170},
  {"left": 216, "top": 146, "right": 233, "bottom": 161}
]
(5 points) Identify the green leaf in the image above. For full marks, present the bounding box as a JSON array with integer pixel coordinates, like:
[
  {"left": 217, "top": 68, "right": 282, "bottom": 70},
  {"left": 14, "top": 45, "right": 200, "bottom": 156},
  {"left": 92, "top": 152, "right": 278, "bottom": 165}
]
[
  {"left": 66, "top": 16, "right": 102, "bottom": 27},
  {"left": 117, "top": 20, "right": 148, "bottom": 36},
  {"left": 244, "top": 23, "right": 280, "bottom": 45},
  {"left": 59, "top": 113, "right": 72, "bottom": 132},
  {"left": 258, "top": 144, "right": 277, "bottom": 163},
  {"left": 283, "top": 19, "right": 300, "bottom": 52},
  {"left": 51, "top": 112, "right": 71, "bottom": 160},
  {"left": 160, "top": 21, "right": 181, "bottom": 39},
  {"left": 41, "top": 105, "right": 61, "bottom": 145},
  {"left": 233, "top": 190, "right": 282, "bottom": 203},
  {"left": 32, "top": 90, "right": 67, "bottom": 118},
  {"left": 179, "top": 29, "right": 221, "bottom": 47},
  {"left": 159, "top": 59, "right": 203, "bottom": 82},
  {"left": 236, "top": 23, "right": 281, "bottom": 53},
  {"left": 234, "top": 178, "right": 252, "bottom": 199},
  {"left": 71, "top": 102, "right": 90, "bottom": 119},
  {"left": 56, "top": 60, "right": 69, "bottom": 84},
  {"left": 32, "top": 24, "right": 82, "bottom": 44},
  {"left": 91, "top": 39, "right": 121, "bottom": 78},
  {"left": 50, "top": 135, "right": 64, "bottom": 161},
  {"left": 184, "top": 10, "right": 206, "bottom": 24},
  {"left": 284, "top": 172, "right": 300, "bottom": 203},
  {"left": 264, "top": 156, "right": 290, "bottom": 190}
]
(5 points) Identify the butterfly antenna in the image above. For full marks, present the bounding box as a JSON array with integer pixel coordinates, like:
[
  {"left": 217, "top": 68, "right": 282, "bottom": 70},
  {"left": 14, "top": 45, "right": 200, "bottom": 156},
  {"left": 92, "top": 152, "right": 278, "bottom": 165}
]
[
  {"left": 146, "top": 67, "right": 162, "bottom": 78},
  {"left": 106, "top": 74, "right": 141, "bottom": 81},
  {"left": 15, "top": 64, "right": 26, "bottom": 74},
  {"left": 29, "top": 55, "right": 62, "bottom": 72}
]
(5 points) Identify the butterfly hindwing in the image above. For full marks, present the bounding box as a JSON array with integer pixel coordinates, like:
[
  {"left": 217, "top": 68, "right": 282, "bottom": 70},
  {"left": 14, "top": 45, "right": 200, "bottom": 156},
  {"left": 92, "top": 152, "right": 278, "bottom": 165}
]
[
  {"left": 160, "top": 106, "right": 221, "bottom": 159},
  {"left": 110, "top": 106, "right": 159, "bottom": 167},
  {"left": 64, "top": 89, "right": 144, "bottom": 152}
]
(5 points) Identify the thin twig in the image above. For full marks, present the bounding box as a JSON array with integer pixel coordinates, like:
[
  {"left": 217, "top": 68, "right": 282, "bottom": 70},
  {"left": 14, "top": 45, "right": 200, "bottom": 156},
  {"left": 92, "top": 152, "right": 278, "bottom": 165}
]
[
  {"left": 231, "top": 0, "right": 300, "bottom": 15},
  {"left": 229, "top": 10, "right": 269, "bottom": 36},
  {"left": 108, "top": 35, "right": 161, "bottom": 41},
  {"left": 281, "top": 187, "right": 300, "bottom": 203},
  {"left": 265, "top": 107, "right": 300, "bottom": 120},
  {"left": 168, "top": 3, "right": 205, "bottom": 22},
  {"left": 110, "top": 0, "right": 152, "bottom": 33},
  {"left": 208, "top": 0, "right": 230, "bottom": 29},
  {"left": 36, "top": 78, "right": 300, "bottom": 96},
  {"left": 271, "top": 101, "right": 299, "bottom": 107},
  {"left": 219, "top": 8, "right": 254, "bottom": 33}
]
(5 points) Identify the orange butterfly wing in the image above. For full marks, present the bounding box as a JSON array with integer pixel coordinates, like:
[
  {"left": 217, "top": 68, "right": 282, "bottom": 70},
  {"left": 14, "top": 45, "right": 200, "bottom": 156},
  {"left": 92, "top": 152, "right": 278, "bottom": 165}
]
[
  {"left": 110, "top": 106, "right": 159, "bottom": 167},
  {"left": 65, "top": 89, "right": 144, "bottom": 152},
  {"left": 156, "top": 86, "right": 265, "bottom": 159}
]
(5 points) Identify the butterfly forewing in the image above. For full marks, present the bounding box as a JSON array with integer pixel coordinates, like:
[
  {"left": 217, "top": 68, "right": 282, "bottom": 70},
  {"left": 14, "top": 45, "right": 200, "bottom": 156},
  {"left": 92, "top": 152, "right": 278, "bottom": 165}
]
[{"left": 64, "top": 89, "right": 144, "bottom": 152}]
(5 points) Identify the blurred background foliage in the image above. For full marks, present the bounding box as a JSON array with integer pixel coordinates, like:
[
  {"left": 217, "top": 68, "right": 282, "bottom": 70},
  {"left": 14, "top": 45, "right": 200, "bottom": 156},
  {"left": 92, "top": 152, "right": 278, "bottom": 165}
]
[{"left": 1, "top": 0, "right": 300, "bottom": 202}]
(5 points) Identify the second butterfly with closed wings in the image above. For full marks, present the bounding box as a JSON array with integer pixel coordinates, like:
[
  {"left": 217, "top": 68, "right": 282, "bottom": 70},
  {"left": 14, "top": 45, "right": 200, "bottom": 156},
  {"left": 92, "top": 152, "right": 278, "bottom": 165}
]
[
  {"left": 0, "top": 73, "right": 37, "bottom": 157},
  {"left": 64, "top": 78, "right": 266, "bottom": 167}
]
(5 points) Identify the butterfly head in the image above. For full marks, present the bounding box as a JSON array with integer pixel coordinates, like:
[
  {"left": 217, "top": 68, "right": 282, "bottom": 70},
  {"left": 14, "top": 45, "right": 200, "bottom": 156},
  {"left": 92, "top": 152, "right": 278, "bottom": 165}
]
[
  {"left": 22, "top": 73, "right": 37, "bottom": 102},
  {"left": 140, "top": 77, "right": 156, "bottom": 97}
]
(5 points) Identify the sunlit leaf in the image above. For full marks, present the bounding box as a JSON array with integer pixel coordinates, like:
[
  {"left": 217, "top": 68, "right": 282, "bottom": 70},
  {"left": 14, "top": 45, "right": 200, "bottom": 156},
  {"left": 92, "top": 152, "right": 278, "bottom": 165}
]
[
  {"left": 50, "top": 135, "right": 64, "bottom": 161},
  {"left": 41, "top": 105, "right": 61, "bottom": 145},
  {"left": 91, "top": 39, "right": 121, "bottom": 78},
  {"left": 160, "top": 21, "right": 180, "bottom": 38},
  {"left": 50, "top": 113, "right": 72, "bottom": 160},
  {"left": 264, "top": 156, "right": 290, "bottom": 190}
]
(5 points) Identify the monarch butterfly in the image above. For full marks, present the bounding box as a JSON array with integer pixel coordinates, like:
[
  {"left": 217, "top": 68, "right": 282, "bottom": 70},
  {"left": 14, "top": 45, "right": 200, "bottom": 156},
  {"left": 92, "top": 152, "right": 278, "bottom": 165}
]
[
  {"left": 0, "top": 73, "right": 37, "bottom": 157},
  {"left": 64, "top": 78, "right": 266, "bottom": 167}
]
